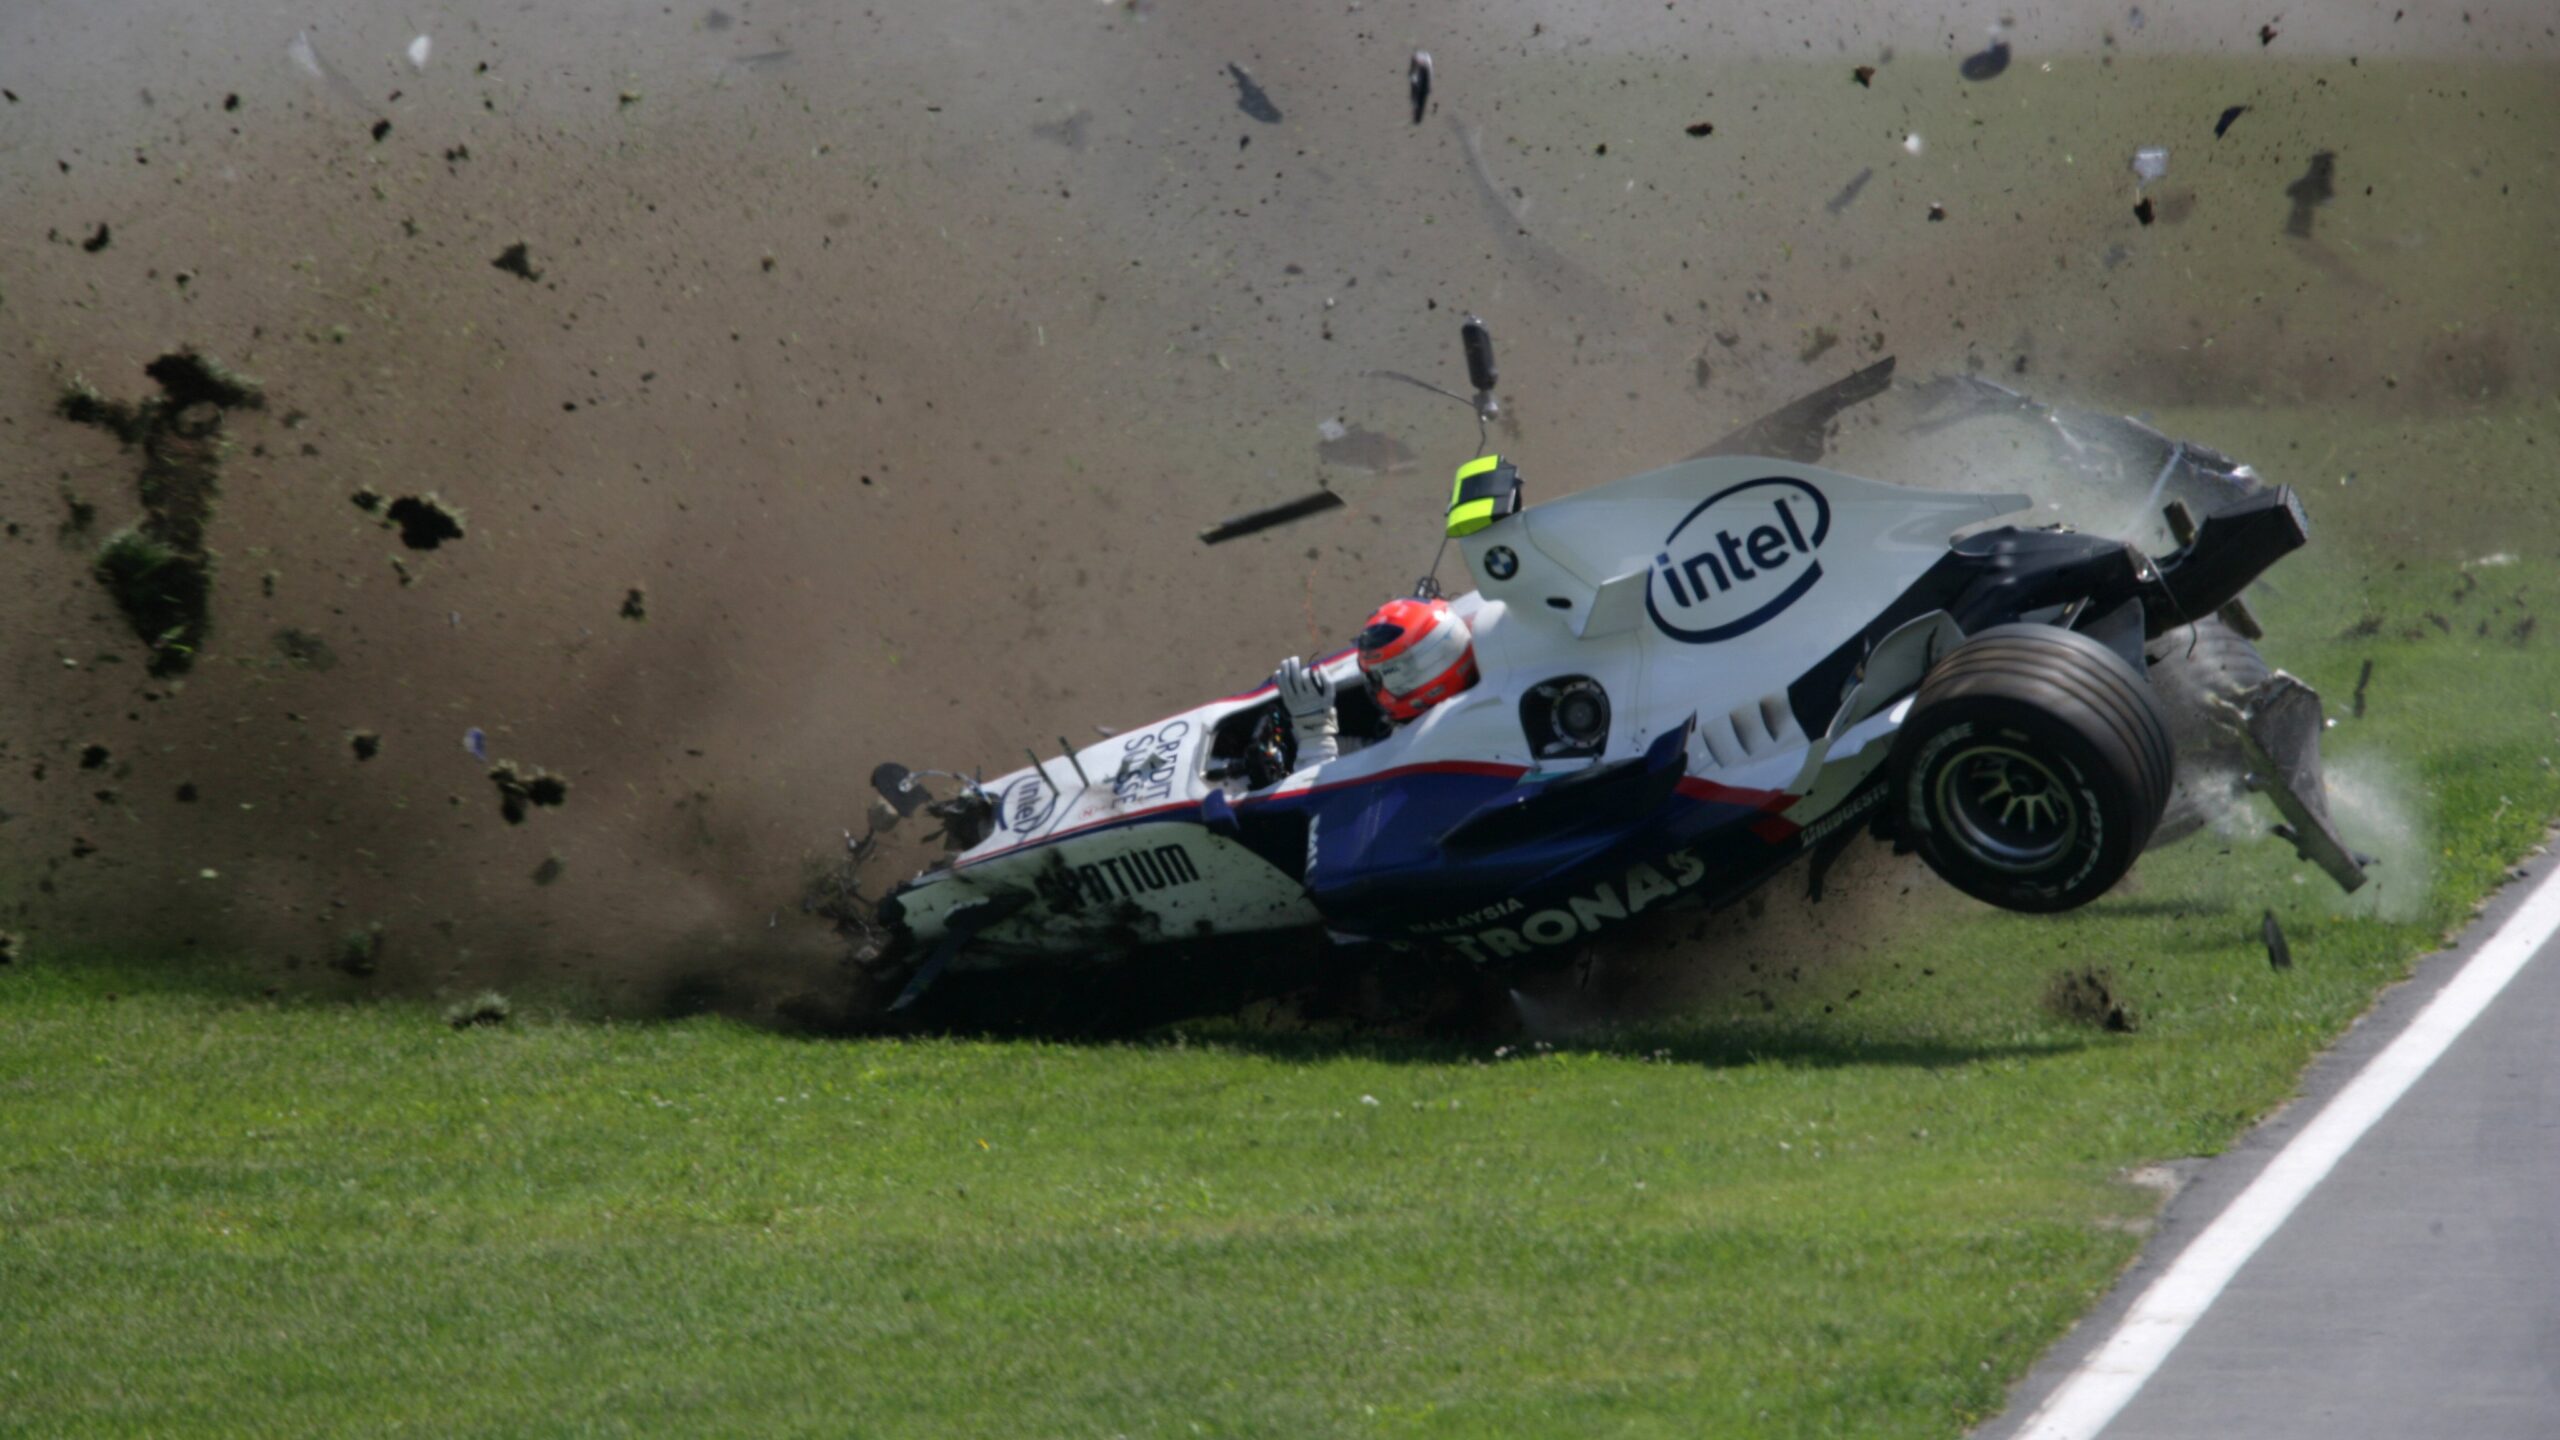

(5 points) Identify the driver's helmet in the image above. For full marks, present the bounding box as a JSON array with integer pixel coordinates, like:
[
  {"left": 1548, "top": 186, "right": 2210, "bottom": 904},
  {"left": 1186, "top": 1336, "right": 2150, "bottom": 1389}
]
[{"left": 1357, "top": 597, "right": 1477, "bottom": 722}]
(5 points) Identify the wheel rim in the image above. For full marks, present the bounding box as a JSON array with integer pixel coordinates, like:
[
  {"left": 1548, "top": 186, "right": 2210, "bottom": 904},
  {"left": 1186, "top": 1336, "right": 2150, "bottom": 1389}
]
[{"left": 1935, "top": 743, "right": 2079, "bottom": 871}]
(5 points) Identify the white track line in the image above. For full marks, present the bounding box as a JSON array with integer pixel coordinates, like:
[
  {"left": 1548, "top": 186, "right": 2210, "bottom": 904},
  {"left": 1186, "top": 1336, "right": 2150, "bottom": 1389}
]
[{"left": 2014, "top": 856, "right": 2560, "bottom": 1440}]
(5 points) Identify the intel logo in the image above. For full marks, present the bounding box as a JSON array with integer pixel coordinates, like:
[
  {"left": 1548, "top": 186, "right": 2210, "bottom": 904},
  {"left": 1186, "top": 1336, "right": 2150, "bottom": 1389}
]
[{"left": 1644, "top": 476, "right": 1831, "bottom": 643}]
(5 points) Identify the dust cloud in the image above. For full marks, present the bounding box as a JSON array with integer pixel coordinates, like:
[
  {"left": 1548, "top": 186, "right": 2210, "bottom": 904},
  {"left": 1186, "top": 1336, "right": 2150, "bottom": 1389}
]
[{"left": 1, "top": 1, "right": 2553, "bottom": 1019}]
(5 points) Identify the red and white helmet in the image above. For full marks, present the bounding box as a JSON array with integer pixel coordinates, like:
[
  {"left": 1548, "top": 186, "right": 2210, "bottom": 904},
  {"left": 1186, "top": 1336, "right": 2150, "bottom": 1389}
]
[{"left": 1357, "top": 597, "right": 1477, "bottom": 722}]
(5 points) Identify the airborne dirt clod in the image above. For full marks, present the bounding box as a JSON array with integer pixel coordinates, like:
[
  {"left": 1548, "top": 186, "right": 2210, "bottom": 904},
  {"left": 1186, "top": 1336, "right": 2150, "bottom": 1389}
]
[
  {"left": 349, "top": 731, "right": 381, "bottom": 762},
  {"left": 487, "top": 761, "right": 570, "bottom": 824},
  {"left": 383, "top": 495, "right": 464, "bottom": 550},
  {"left": 619, "top": 587, "right": 647, "bottom": 621},
  {"left": 491, "top": 242, "right": 541, "bottom": 281}
]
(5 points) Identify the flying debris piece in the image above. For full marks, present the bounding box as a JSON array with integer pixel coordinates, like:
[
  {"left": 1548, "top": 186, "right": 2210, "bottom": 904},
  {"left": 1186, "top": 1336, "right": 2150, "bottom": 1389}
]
[
  {"left": 2284, "top": 151, "right": 2336, "bottom": 238},
  {"left": 464, "top": 727, "right": 488, "bottom": 763},
  {"left": 1903, "top": 132, "right": 1924, "bottom": 156},
  {"left": 1852, "top": 64, "right": 1876, "bottom": 87},
  {"left": 2261, "top": 909, "right": 2292, "bottom": 970},
  {"left": 1825, "top": 167, "right": 1874, "bottom": 214},
  {"left": 2134, "top": 196, "right": 2156, "bottom": 226},
  {"left": 1227, "top": 63, "right": 1281, "bottom": 124},
  {"left": 1316, "top": 424, "right": 1418, "bottom": 475},
  {"left": 2258, "top": 21, "right": 2279, "bottom": 46},
  {"left": 2132, "top": 146, "right": 2169, "bottom": 186},
  {"left": 2215, "top": 104, "right": 2248, "bottom": 138},
  {"left": 288, "top": 28, "right": 376, "bottom": 113},
  {"left": 1407, "top": 50, "right": 1432, "bottom": 125},
  {"left": 2352, "top": 658, "right": 2373, "bottom": 718},
  {"left": 1959, "top": 37, "right": 2012, "bottom": 81},
  {"left": 1200, "top": 489, "right": 1344, "bottom": 545},
  {"left": 406, "top": 35, "right": 431, "bottom": 71},
  {"left": 1927, "top": 202, "right": 1946, "bottom": 222},
  {"left": 1684, "top": 120, "right": 1715, "bottom": 137}
]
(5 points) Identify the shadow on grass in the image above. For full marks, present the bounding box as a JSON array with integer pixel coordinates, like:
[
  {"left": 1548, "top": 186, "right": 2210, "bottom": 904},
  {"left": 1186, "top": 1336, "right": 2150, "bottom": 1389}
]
[
  {"left": 11, "top": 940, "right": 2095, "bottom": 1075},
  {"left": 1172, "top": 1021, "right": 2093, "bottom": 1074}
]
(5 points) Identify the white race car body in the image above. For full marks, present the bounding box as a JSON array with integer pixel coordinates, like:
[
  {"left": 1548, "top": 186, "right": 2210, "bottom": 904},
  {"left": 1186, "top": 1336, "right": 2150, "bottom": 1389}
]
[{"left": 882, "top": 456, "right": 2037, "bottom": 968}]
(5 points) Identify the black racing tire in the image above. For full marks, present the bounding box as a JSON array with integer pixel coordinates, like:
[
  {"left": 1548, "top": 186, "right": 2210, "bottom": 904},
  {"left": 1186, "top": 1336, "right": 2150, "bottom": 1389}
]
[
  {"left": 1894, "top": 624, "right": 2174, "bottom": 913},
  {"left": 2144, "top": 618, "right": 2271, "bottom": 847}
]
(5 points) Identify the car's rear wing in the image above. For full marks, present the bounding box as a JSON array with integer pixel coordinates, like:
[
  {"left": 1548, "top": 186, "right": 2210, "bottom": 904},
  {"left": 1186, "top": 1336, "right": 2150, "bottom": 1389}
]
[{"left": 2138, "top": 486, "right": 2309, "bottom": 638}]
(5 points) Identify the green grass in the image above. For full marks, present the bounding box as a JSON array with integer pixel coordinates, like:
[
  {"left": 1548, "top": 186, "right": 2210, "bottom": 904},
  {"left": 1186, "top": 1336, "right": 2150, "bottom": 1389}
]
[{"left": 5, "top": 557, "right": 2558, "bottom": 1438}]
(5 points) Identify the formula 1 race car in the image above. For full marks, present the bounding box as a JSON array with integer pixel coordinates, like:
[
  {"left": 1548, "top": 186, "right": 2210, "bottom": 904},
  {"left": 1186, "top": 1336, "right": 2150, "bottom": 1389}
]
[{"left": 833, "top": 325, "right": 2365, "bottom": 1029}]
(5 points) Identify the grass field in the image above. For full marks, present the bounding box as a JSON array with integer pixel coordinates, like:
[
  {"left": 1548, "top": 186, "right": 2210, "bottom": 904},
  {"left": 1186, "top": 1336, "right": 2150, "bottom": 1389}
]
[{"left": 6, "top": 556, "right": 2558, "bottom": 1438}]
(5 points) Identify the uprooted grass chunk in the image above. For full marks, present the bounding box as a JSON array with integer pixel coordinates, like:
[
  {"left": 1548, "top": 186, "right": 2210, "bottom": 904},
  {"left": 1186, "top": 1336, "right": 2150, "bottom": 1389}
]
[
  {"left": 383, "top": 494, "right": 464, "bottom": 550},
  {"left": 446, "top": 991, "right": 511, "bottom": 1028},
  {"left": 142, "top": 350, "right": 264, "bottom": 413},
  {"left": 334, "top": 924, "right": 383, "bottom": 977},
  {"left": 487, "top": 760, "right": 569, "bottom": 824},
  {"left": 94, "top": 529, "right": 211, "bottom": 676},
  {"left": 58, "top": 349, "right": 264, "bottom": 675}
]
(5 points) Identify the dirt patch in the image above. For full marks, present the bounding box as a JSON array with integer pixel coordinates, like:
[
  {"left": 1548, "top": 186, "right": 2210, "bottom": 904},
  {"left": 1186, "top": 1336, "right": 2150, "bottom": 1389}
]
[
  {"left": 56, "top": 349, "right": 264, "bottom": 675},
  {"left": 383, "top": 494, "right": 464, "bottom": 550},
  {"left": 2044, "top": 966, "right": 2139, "bottom": 1033}
]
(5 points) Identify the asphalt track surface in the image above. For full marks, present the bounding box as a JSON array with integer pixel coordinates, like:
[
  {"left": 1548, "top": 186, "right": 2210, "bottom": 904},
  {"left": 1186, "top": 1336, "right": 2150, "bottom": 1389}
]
[{"left": 1983, "top": 842, "right": 2560, "bottom": 1439}]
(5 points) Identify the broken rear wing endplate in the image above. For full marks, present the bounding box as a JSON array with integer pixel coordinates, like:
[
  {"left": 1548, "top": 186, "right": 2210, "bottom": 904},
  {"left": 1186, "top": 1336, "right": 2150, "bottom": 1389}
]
[{"left": 2235, "top": 671, "right": 2369, "bottom": 894}]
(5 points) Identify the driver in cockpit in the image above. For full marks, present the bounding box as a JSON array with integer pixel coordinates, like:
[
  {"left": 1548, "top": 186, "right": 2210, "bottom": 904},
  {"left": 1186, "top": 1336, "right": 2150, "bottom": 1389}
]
[{"left": 1270, "top": 596, "right": 1479, "bottom": 767}]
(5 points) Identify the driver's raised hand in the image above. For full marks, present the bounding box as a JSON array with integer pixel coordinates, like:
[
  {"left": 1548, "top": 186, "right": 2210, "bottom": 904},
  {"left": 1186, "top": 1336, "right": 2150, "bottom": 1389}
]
[
  {"left": 1273, "top": 656, "right": 1340, "bottom": 766},
  {"left": 1274, "top": 656, "right": 1335, "bottom": 719}
]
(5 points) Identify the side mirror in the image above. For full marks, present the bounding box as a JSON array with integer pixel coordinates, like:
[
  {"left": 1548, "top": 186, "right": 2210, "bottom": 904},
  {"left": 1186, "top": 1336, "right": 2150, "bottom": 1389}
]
[
  {"left": 1461, "top": 315, "right": 1498, "bottom": 395},
  {"left": 1198, "top": 787, "right": 1243, "bottom": 838}
]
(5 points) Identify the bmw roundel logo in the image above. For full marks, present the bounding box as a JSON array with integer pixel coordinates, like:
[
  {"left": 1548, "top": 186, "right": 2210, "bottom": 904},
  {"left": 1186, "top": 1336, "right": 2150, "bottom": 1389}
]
[{"left": 1483, "top": 545, "right": 1518, "bottom": 581}]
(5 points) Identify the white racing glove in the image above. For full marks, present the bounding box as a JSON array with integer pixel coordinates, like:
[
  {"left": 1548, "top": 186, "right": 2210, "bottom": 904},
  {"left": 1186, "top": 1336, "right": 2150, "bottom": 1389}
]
[{"left": 1273, "top": 655, "right": 1339, "bottom": 767}]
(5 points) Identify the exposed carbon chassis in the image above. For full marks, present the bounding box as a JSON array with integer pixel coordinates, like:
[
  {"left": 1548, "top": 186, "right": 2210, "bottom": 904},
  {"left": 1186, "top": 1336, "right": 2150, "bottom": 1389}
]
[{"left": 850, "top": 345, "right": 2359, "bottom": 1025}]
